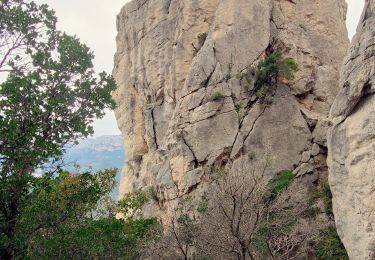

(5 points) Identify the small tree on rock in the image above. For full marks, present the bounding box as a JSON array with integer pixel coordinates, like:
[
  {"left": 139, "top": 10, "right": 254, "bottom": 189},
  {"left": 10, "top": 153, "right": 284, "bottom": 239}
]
[{"left": 255, "top": 51, "right": 298, "bottom": 99}]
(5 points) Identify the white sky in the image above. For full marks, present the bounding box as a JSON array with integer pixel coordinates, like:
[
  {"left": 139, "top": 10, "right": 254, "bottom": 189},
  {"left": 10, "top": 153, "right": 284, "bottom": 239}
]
[{"left": 33, "top": 0, "right": 364, "bottom": 137}]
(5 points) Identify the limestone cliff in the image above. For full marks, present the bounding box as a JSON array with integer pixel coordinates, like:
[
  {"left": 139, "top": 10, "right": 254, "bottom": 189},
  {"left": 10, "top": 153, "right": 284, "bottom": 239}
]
[
  {"left": 328, "top": 0, "right": 375, "bottom": 259},
  {"left": 113, "top": 0, "right": 348, "bottom": 232}
]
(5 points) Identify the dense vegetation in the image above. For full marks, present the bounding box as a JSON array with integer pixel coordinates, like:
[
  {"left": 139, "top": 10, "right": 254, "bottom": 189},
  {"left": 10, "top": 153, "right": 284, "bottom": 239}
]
[
  {"left": 0, "top": 169, "right": 158, "bottom": 259},
  {"left": 0, "top": 1, "right": 157, "bottom": 259}
]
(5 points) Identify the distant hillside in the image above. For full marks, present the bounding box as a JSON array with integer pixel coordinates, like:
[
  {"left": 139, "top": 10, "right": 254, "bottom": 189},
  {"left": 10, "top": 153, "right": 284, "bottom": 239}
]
[{"left": 63, "top": 135, "right": 125, "bottom": 198}]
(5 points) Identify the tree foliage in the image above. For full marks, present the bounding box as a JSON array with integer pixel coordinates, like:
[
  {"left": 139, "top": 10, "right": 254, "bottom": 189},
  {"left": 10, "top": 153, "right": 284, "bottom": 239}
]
[
  {"left": 0, "top": 1, "right": 120, "bottom": 258},
  {"left": 255, "top": 51, "right": 298, "bottom": 97},
  {"left": 0, "top": 0, "right": 57, "bottom": 73},
  {"left": 0, "top": 169, "right": 159, "bottom": 259}
]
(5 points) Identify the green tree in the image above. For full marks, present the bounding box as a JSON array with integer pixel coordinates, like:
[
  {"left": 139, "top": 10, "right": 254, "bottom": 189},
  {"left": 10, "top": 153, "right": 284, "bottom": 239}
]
[
  {"left": 0, "top": 1, "right": 118, "bottom": 258},
  {"left": 0, "top": 169, "right": 159, "bottom": 259}
]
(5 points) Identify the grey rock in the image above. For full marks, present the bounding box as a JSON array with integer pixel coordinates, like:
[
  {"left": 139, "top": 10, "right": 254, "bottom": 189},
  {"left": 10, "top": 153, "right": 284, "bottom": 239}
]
[
  {"left": 292, "top": 166, "right": 301, "bottom": 176},
  {"left": 184, "top": 168, "right": 204, "bottom": 193},
  {"left": 251, "top": 95, "right": 257, "bottom": 102},
  {"left": 328, "top": 1, "right": 375, "bottom": 259},
  {"left": 295, "top": 163, "right": 314, "bottom": 177},
  {"left": 301, "top": 151, "right": 311, "bottom": 163},
  {"left": 313, "top": 119, "right": 331, "bottom": 146},
  {"left": 311, "top": 143, "right": 320, "bottom": 156}
]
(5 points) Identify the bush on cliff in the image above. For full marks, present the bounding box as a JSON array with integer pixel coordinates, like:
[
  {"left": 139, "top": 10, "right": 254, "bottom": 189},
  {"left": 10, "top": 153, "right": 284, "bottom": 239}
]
[{"left": 255, "top": 51, "right": 298, "bottom": 98}]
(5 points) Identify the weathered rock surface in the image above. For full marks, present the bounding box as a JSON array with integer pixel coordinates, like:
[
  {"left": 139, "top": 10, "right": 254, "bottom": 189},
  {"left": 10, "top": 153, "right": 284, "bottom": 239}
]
[
  {"left": 328, "top": 1, "right": 375, "bottom": 259},
  {"left": 113, "top": 0, "right": 348, "bottom": 236}
]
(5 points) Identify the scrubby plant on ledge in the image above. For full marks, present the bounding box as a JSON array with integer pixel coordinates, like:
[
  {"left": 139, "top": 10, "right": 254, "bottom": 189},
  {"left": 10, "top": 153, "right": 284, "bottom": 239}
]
[
  {"left": 315, "top": 225, "right": 349, "bottom": 260},
  {"left": 255, "top": 51, "right": 298, "bottom": 98},
  {"left": 197, "top": 32, "right": 208, "bottom": 45},
  {"left": 211, "top": 91, "right": 225, "bottom": 101},
  {"left": 308, "top": 178, "right": 334, "bottom": 217}
]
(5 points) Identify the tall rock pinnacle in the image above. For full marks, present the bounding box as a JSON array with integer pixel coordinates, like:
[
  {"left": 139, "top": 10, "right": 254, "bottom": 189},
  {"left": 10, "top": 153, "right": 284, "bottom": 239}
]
[
  {"left": 113, "top": 1, "right": 348, "bottom": 256},
  {"left": 328, "top": 0, "right": 375, "bottom": 259}
]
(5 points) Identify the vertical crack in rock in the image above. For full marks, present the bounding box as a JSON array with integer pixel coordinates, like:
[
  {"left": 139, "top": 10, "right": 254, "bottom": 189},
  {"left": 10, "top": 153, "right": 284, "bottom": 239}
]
[
  {"left": 151, "top": 107, "right": 159, "bottom": 150},
  {"left": 229, "top": 101, "right": 268, "bottom": 160},
  {"left": 201, "top": 62, "right": 216, "bottom": 89},
  {"left": 239, "top": 106, "right": 267, "bottom": 149}
]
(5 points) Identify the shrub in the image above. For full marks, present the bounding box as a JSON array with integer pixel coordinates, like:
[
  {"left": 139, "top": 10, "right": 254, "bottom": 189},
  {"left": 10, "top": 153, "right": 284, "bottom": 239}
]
[
  {"left": 225, "top": 73, "right": 232, "bottom": 81},
  {"left": 320, "top": 180, "right": 333, "bottom": 216},
  {"left": 234, "top": 70, "right": 246, "bottom": 79},
  {"left": 211, "top": 91, "right": 225, "bottom": 101},
  {"left": 308, "top": 178, "right": 333, "bottom": 217},
  {"left": 255, "top": 51, "right": 298, "bottom": 97},
  {"left": 302, "top": 206, "right": 321, "bottom": 219},
  {"left": 299, "top": 23, "right": 307, "bottom": 31},
  {"left": 315, "top": 225, "right": 349, "bottom": 260},
  {"left": 197, "top": 32, "right": 208, "bottom": 44},
  {"left": 197, "top": 193, "right": 209, "bottom": 214},
  {"left": 148, "top": 186, "right": 159, "bottom": 202},
  {"left": 248, "top": 152, "right": 256, "bottom": 161},
  {"left": 235, "top": 103, "right": 241, "bottom": 112},
  {"left": 267, "top": 170, "right": 295, "bottom": 201},
  {"left": 256, "top": 84, "right": 268, "bottom": 98}
]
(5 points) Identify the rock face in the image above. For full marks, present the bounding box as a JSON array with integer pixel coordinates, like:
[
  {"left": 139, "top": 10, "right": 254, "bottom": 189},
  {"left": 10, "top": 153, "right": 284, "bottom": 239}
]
[
  {"left": 113, "top": 0, "right": 348, "bottom": 230},
  {"left": 328, "top": 1, "right": 375, "bottom": 259}
]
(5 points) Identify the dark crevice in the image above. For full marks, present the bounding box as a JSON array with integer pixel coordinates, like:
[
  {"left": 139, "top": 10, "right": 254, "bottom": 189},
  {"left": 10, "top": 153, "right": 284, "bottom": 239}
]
[
  {"left": 362, "top": 80, "right": 373, "bottom": 95},
  {"left": 365, "top": 42, "right": 375, "bottom": 52},
  {"left": 228, "top": 127, "right": 242, "bottom": 159},
  {"left": 301, "top": 112, "right": 317, "bottom": 133},
  {"left": 285, "top": 0, "right": 296, "bottom": 4},
  {"left": 151, "top": 108, "right": 159, "bottom": 150},
  {"left": 344, "top": 53, "right": 360, "bottom": 65},
  {"left": 201, "top": 63, "right": 216, "bottom": 89},
  {"left": 185, "top": 182, "right": 200, "bottom": 195},
  {"left": 180, "top": 48, "right": 217, "bottom": 99}
]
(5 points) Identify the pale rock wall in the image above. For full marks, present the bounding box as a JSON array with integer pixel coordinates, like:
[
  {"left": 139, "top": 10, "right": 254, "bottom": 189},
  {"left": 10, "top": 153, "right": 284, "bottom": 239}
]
[
  {"left": 328, "top": 0, "right": 375, "bottom": 259},
  {"left": 113, "top": 0, "right": 348, "bottom": 233}
]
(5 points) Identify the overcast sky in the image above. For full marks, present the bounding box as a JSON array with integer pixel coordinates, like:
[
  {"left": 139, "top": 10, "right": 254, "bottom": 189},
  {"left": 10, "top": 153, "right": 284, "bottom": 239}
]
[{"left": 33, "top": 0, "right": 365, "bottom": 138}]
